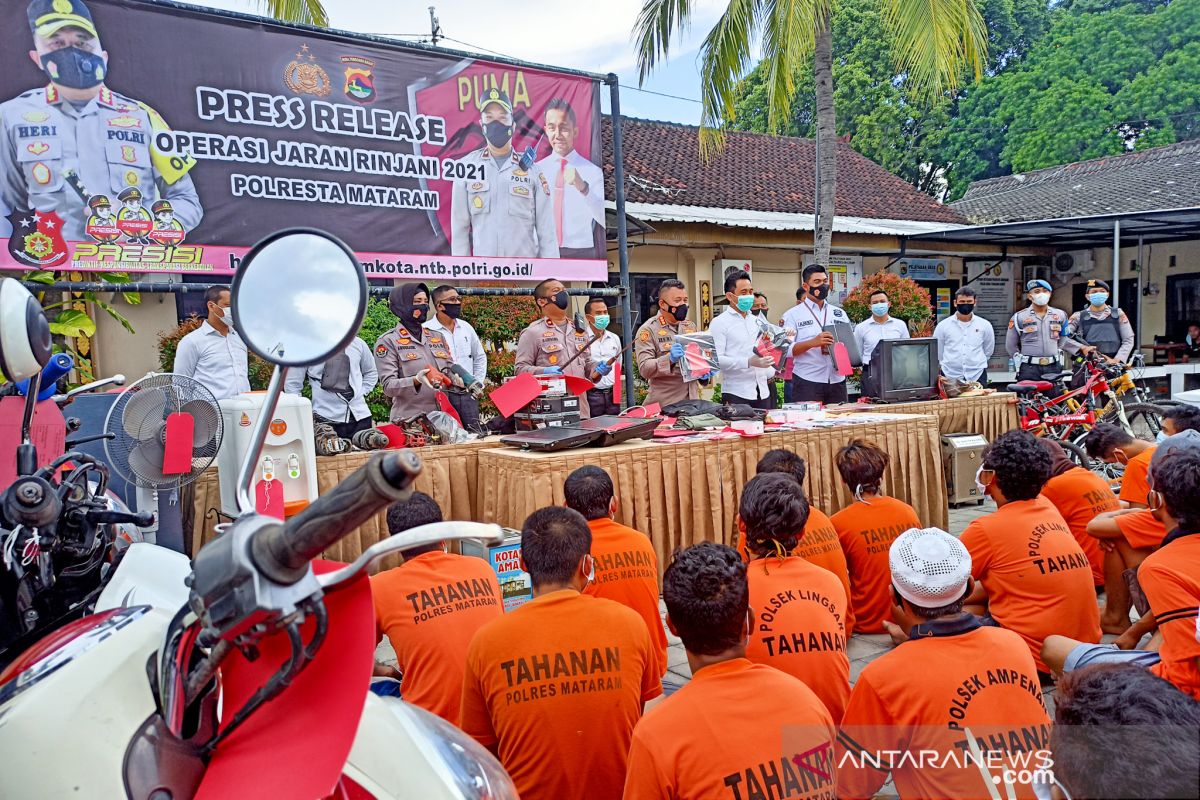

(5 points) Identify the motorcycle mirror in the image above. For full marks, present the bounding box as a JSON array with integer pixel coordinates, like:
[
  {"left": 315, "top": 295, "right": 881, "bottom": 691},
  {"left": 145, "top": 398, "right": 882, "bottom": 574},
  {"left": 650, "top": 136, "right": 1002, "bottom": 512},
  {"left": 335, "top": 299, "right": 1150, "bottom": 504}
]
[
  {"left": 317, "top": 521, "right": 505, "bottom": 592},
  {"left": 0, "top": 278, "right": 52, "bottom": 383},
  {"left": 231, "top": 229, "right": 366, "bottom": 368}
]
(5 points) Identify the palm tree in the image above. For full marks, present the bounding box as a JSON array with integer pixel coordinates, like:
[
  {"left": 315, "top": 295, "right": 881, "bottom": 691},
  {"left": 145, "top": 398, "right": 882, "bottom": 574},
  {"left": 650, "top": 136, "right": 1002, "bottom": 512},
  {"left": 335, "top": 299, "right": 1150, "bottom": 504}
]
[
  {"left": 257, "top": 0, "right": 328, "bottom": 27},
  {"left": 634, "top": 0, "right": 988, "bottom": 263}
]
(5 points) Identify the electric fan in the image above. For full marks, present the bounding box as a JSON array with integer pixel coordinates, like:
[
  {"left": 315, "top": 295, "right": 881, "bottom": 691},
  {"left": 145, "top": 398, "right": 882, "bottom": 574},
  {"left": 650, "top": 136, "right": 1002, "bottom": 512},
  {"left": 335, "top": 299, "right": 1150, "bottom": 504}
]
[{"left": 102, "top": 373, "right": 223, "bottom": 542}]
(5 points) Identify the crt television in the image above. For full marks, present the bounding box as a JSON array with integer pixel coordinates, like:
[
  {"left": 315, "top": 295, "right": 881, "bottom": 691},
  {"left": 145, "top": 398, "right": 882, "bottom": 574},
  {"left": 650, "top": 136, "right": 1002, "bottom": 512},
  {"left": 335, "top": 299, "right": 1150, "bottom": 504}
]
[{"left": 876, "top": 337, "right": 940, "bottom": 402}]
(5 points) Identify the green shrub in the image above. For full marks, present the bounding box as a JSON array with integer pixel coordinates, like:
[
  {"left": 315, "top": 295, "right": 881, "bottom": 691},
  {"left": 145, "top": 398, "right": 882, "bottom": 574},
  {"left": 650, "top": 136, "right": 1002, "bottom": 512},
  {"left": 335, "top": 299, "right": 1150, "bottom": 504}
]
[{"left": 843, "top": 272, "right": 932, "bottom": 332}]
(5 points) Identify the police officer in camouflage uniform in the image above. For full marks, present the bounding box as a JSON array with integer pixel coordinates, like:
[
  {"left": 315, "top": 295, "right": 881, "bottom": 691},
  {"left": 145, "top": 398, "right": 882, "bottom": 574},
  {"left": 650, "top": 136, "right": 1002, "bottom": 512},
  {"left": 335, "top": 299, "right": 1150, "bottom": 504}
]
[
  {"left": 1005, "top": 278, "right": 1069, "bottom": 382},
  {"left": 375, "top": 283, "right": 458, "bottom": 423},
  {"left": 1062, "top": 279, "right": 1135, "bottom": 364},
  {"left": 0, "top": 0, "right": 202, "bottom": 243},
  {"left": 635, "top": 278, "right": 711, "bottom": 407},
  {"left": 449, "top": 88, "right": 557, "bottom": 259}
]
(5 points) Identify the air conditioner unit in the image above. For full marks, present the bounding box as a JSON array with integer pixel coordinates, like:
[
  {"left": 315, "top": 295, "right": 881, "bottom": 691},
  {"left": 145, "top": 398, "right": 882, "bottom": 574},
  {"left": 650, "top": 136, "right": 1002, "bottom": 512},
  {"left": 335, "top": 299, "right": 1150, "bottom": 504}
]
[
  {"left": 713, "top": 259, "right": 752, "bottom": 295},
  {"left": 1023, "top": 265, "right": 1050, "bottom": 286},
  {"left": 1053, "top": 250, "right": 1095, "bottom": 276}
]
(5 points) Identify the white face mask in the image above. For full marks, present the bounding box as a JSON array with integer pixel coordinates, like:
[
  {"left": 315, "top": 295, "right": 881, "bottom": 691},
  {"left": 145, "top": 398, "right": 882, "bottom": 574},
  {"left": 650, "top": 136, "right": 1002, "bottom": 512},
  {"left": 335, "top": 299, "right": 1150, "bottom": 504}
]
[
  {"left": 219, "top": 309, "right": 234, "bottom": 329},
  {"left": 974, "top": 464, "right": 989, "bottom": 497},
  {"left": 1030, "top": 292, "right": 1050, "bottom": 307}
]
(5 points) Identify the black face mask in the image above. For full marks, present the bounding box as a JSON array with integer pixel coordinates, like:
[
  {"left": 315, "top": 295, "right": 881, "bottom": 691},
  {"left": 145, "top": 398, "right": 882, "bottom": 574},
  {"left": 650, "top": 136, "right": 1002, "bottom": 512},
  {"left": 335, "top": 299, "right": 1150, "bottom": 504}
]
[
  {"left": 956, "top": 303, "right": 975, "bottom": 316},
  {"left": 411, "top": 304, "right": 429, "bottom": 321},
  {"left": 552, "top": 290, "right": 570, "bottom": 310},
  {"left": 808, "top": 284, "right": 829, "bottom": 301},
  {"left": 484, "top": 120, "right": 513, "bottom": 149},
  {"left": 664, "top": 302, "right": 688, "bottom": 322},
  {"left": 752, "top": 309, "right": 765, "bottom": 317},
  {"left": 41, "top": 47, "right": 106, "bottom": 91},
  {"left": 441, "top": 303, "right": 462, "bottom": 320}
]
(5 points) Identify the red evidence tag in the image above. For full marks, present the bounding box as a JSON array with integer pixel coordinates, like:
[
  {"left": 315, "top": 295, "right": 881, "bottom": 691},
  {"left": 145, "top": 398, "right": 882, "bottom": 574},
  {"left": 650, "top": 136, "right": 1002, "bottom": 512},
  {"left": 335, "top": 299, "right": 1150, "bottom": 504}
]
[
  {"left": 562, "top": 375, "right": 594, "bottom": 396},
  {"left": 254, "top": 478, "right": 285, "bottom": 520},
  {"left": 162, "top": 412, "right": 195, "bottom": 475},
  {"left": 833, "top": 342, "right": 853, "bottom": 376},
  {"left": 489, "top": 372, "right": 542, "bottom": 417}
]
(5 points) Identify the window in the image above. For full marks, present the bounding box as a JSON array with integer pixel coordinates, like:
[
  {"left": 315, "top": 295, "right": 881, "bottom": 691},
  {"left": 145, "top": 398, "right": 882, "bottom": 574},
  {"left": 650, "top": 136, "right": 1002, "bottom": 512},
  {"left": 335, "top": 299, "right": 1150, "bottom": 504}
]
[{"left": 1167, "top": 274, "right": 1200, "bottom": 342}]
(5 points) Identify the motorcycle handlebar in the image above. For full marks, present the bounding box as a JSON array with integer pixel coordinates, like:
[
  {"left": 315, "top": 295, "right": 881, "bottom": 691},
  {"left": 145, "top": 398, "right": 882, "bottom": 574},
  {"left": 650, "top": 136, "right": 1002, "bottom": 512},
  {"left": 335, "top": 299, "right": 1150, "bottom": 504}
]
[
  {"left": 249, "top": 450, "right": 422, "bottom": 585},
  {"left": 84, "top": 508, "right": 156, "bottom": 527}
]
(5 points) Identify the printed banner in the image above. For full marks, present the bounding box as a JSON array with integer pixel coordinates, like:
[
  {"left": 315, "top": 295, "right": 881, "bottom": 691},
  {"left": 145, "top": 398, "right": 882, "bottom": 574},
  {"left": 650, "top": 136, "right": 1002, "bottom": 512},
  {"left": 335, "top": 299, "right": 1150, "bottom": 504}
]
[
  {"left": 966, "top": 259, "right": 1016, "bottom": 370},
  {"left": 0, "top": 0, "right": 608, "bottom": 281}
]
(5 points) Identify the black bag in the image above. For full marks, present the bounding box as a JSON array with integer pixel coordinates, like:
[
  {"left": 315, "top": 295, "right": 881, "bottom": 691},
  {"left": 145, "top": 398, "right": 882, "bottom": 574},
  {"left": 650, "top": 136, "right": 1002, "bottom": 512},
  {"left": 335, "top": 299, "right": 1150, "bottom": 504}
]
[
  {"left": 716, "top": 403, "right": 765, "bottom": 421},
  {"left": 319, "top": 353, "right": 354, "bottom": 400},
  {"left": 660, "top": 399, "right": 723, "bottom": 417}
]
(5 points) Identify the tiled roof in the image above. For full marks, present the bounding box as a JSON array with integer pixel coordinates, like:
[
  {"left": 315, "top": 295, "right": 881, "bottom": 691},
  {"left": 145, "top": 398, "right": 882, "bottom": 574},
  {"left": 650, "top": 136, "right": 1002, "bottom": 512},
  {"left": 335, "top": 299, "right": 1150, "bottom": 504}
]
[
  {"left": 953, "top": 140, "right": 1200, "bottom": 224},
  {"left": 601, "top": 116, "right": 966, "bottom": 225}
]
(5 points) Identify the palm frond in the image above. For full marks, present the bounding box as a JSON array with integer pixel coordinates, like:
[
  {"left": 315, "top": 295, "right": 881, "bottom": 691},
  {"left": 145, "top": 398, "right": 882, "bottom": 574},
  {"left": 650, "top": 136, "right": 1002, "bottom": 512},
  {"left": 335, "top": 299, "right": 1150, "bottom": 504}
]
[
  {"left": 256, "top": 0, "right": 329, "bottom": 28},
  {"left": 758, "top": 0, "right": 823, "bottom": 134},
  {"left": 633, "top": 0, "right": 697, "bottom": 84},
  {"left": 696, "top": 0, "right": 759, "bottom": 158},
  {"left": 882, "top": 0, "right": 987, "bottom": 97}
]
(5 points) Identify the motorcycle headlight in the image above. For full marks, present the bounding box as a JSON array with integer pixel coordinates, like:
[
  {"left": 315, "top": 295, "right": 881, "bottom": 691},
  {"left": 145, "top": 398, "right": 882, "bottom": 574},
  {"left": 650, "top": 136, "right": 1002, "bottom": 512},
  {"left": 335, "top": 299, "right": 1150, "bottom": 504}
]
[{"left": 393, "top": 701, "right": 519, "bottom": 800}]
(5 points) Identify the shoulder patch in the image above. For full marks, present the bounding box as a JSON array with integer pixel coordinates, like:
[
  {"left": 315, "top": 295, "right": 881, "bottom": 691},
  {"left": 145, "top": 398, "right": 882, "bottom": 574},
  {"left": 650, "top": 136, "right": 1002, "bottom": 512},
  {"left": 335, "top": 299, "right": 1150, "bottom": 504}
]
[
  {"left": 639, "top": 329, "right": 650, "bottom": 342},
  {"left": 1008, "top": 319, "right": 1015, "bottom": 329},
  {"left": 375, "top": 344, "right": 388, "bottom": 357}
]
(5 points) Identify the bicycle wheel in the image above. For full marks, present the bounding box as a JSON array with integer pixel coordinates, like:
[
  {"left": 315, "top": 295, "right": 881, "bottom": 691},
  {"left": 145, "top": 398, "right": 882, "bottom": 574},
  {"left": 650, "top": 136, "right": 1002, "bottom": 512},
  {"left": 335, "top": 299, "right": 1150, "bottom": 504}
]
[
  {"left": 1123, "top": 402, "right": 1168, "bottom": 442},
  {"left": 1053, "top": 438, "right": 1095, "bottom": 470}
]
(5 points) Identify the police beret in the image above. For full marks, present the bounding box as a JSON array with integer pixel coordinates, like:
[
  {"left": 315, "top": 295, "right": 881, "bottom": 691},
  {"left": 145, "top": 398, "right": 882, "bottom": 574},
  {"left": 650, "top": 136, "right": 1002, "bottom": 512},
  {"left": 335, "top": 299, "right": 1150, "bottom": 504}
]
[
  {"left": 87, "top": 194, "right": 110, "bottom": 209},
  {"left": 1085, "top": 279, "right": 1110, "bottom": 292},
  {"left": 117, "top": 187, "right": 142, "bottom": 202},
  {"left": 478, "top": 87, "right": 512, "bottom": 114},
  {"left": 28, "top": 0, "right": 97, "bottom": 39},
  {"left": 1025, "top": 279, "right": 1052, "bottom": 292},
  {"left": 151, "top": 200, "right": 173, "bottom": 214}
]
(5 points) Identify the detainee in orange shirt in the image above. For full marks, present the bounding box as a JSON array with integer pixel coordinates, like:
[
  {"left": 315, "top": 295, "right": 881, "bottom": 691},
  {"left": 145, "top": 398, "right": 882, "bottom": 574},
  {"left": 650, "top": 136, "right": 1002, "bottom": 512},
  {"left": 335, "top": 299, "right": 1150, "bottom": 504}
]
[
  {"left": 838, "top": 528, "right": 1052, "bottom": 800},
  {"left": 1043, "top": 432, "right": 1200, "bottom": 701},
  {"left": 831, "top": 439, "right": 922, "bottom": 633},
  {"left": 1084, "top": 423, "right": 1160, "bottom": 633},
  {"left": 739, "top": 472, "right": 851, "bottom": 721},
  {"left": 370, "top": 492, "right": 502, "bottom": 722},
  {"left": 752, "top": 448, "right": 856, "bottom": 634},
  {"left": 959, "top": 431, "right": 1101, "bottom": 675},
  {"left": 623, "top": 542, "right": 837, "bottom": 800},
  {"left": 1036, "top": 438, "right": 1114, "bottom": 589},
  {"left": 564, "top": 465, "right": 668, "bottom": 680},
  {"left": 459, "top": 507, "right": 661, "bottom": 800}
]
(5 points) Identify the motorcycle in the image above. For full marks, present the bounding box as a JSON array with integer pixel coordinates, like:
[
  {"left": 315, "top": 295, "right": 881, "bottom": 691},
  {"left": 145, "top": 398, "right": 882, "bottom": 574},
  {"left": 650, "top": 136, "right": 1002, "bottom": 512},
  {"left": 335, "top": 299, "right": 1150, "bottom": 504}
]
[
  {"left": 0, "top": 280, "right": 146, "bottom": 666},
  {"left": 0, "top": 229, "right": 517, "bottom": 799}
]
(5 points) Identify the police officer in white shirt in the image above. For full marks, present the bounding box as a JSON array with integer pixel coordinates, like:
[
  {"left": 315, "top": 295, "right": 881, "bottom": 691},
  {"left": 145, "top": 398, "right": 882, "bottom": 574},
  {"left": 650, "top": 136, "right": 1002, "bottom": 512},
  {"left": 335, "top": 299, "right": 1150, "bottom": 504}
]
[
  {"left": 534, "top": 99, "right": 605, "bottom": 259},
  {"left": 854, "top": 288, "right": 910, "bottom": 398},
  {"left": 782, "top": 264, "right": 853, "bottom": 404},
  {"left": 708, "top": 270, "right": 776, "bottom": 408},
  {"left": 424, "top": 285, "right": 488, "bottom": 431},
  {"left": 283, "top": 338, "right": 377, "bottom": 439},
  {"left": 933, "top": 286, "right": 995, "bottom": 384},
  {"left": 584, "top": 297, "right": 621, "bottom": 417},
  {"left": 173, "top": 285, "right": 250, "bottom": 402}
]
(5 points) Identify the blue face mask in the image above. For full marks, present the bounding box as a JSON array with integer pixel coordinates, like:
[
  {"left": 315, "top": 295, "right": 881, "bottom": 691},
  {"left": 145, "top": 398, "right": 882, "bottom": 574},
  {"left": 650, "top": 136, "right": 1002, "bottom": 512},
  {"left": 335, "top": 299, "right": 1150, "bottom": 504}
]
[
  {"left": 736, "top": 295, "right": 755, "bottom": 313},
  {"left": 1088, "top": 292, "right": 1108, "bottom": 307},
  {"left": 41, "top": 47, "right": 107, "bottom": 91},
  {"left": 1156, "top": 429, "right": 1168, "bottom": 443},
  {"left": 593, "top": 314, "right": 610, "bottom": 330},
  {"left": 871, "top": 301, "right": 890, "bottom": 317}
]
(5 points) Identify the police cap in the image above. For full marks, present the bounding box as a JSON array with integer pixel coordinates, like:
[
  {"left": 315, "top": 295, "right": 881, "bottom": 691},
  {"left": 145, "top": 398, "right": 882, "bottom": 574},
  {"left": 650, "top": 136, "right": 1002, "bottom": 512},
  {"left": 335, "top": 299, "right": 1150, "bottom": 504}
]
[
  {"left": 28, "top": 0, "right": 97, "bottom": 39},
  {"left": 151, "top": 200, "right": 173, "bottom": 214},
  {"left": 87, "top": 194, "right": 110, "bottom": 209},
  {"left": 478, "top": 87, "right": 512, "bottom": 115},
  {"left": 1085, "top": 279, "right": 1110, "bottom": 292},
  {"left": 117, "top": 186, "right": 142, "bottom": 202}
]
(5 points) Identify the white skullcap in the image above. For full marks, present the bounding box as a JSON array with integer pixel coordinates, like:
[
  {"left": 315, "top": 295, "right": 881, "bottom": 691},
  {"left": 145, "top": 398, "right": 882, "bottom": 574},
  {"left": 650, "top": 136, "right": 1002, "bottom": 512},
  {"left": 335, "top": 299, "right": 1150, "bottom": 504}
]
[{"left": 889, "top": 527, "right": 972, "bottom": 607}]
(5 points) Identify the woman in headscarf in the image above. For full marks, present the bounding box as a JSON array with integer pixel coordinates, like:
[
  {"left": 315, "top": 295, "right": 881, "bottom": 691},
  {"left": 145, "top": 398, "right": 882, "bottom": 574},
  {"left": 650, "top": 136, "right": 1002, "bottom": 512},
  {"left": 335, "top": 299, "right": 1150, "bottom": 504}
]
[{"left": 374, "top": 282, "right": 458, "bottom": 422}]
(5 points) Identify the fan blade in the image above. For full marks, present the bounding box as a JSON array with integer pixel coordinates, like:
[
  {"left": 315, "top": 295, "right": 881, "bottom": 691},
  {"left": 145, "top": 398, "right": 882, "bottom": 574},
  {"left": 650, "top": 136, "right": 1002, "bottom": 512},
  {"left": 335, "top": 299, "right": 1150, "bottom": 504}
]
[
  {"left": 181, "top": 400, "right": 220, "bottom": 448},
  {"left": 123, "top": 388, "right": 169, "bottom": 440},
  {"left": 129, "top": 439, "right": 169, "bottom": 486}
]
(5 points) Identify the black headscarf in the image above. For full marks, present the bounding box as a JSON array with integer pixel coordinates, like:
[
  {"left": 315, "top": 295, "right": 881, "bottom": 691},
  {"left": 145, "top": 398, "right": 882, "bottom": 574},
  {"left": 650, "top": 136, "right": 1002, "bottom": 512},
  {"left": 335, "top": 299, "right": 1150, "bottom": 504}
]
[{"left": 389, "top": 282, "right": 430, "bottom": 342}]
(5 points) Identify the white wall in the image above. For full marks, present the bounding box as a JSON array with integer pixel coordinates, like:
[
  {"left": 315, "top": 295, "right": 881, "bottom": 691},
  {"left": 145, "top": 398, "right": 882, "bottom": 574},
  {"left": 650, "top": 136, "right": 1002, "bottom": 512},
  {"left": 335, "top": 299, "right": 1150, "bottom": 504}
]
[{"left": 92, "top": 291, "right": 180, "bottom": 379}]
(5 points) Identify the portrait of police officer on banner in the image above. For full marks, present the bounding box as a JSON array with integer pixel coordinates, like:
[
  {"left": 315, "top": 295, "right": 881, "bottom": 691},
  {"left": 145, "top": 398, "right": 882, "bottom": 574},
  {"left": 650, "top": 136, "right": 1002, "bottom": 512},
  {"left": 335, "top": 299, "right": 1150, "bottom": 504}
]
[
  {"left": 0, "top": 0, "right": 202, "bottom": 243},
  {"left": 449, "top": 88, "right": 558, "bottom": 259},
  {"left": 534, "top": 98, "right": 604, "bottom": 259}
]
